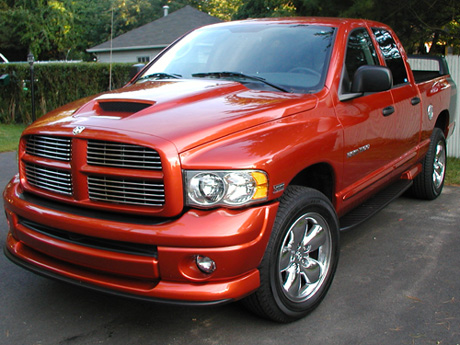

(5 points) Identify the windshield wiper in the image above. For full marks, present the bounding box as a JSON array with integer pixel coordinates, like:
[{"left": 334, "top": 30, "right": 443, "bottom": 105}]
[
  {"left": 191, "top": 72, "right": 289, "bottom": 93},
  {"left": 137, "top": 72, "right": 182, "bottom": 81}
]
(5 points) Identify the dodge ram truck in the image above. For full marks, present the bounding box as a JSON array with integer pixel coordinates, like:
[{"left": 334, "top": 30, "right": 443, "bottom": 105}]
[{"left": 3, "top": 17, "right": 457, "bottom": 322}]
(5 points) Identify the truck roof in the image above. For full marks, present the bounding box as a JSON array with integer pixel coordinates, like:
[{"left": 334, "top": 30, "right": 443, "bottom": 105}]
[{"left": 203, "top": 16, "right": 390, "bottom": 30}]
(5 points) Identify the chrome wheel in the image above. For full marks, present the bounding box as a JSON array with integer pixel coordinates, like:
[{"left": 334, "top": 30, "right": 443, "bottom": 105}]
[
  {"left": 278, "top": 212, "right": 332, "bottom": 303},
  {"left": 412, "top": 128, "right": 446, "bottom": 200},
  {"left": 433, "top": 140, "right": 446, "bottom": 190},
  {"left": 242, "top": 186, "right": 339, "bottom": 322}
]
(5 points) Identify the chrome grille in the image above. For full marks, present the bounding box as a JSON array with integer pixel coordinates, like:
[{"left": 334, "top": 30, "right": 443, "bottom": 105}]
[
  {"left": 87, "top": 140, "right": 161, "bottom": 170},
  {"left": 26, "top": 135, "right": 71, "bottom": 161},
  {"left": 25, "top": 163, "right": 72, "bottom": 195},
  {"left": 88, "top": 176, "right": 165, "bottom": 207}
]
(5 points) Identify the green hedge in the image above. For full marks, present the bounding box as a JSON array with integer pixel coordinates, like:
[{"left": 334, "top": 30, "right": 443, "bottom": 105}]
[{"left": 0, "top": 63, "right": 133, "bottom": 124}]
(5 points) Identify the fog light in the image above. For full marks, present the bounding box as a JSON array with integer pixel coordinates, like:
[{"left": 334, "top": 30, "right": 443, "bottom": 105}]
[{"left": 195, "top": 255, "right": 216, "bottom": 274}]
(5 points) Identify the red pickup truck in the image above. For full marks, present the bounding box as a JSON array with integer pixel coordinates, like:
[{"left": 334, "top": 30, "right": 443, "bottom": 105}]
[{"left": 3, "top": 17, "right": 457, "bottom": 322}]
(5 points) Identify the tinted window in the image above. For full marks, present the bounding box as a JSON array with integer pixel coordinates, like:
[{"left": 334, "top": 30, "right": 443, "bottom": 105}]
[
  {"left": 342, "top": 28, "right": 379, "bottom": 93},
  {"left": 140, "top": 24, "right": 336, "bottom": 93},
  {"left": 372, "top": 28, "right": 408, "bottom": 85}
]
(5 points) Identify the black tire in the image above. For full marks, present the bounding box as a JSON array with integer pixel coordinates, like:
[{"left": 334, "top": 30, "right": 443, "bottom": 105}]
[
  {"left": 242, "top": 186, "right": 340, "bottom": 322},
  {"left": 412, "top": 128, "right": 447, "bottom": 200}
]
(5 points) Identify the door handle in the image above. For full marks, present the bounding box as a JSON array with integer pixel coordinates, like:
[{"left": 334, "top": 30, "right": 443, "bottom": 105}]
[
  {"left": 382, "top": 106, "right": 395, "bottom": 116},
  {"left": 411, "top": 97, "right": 421, "bottom": 105}
]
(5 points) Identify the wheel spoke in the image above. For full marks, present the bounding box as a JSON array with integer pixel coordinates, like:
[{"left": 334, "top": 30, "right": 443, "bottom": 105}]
[
  {"left": 279, "top": 246, "right": 293, "bottom": 272},
  {"left": 433, "top": 142, "right": 446, "bottom": 188},
  {"left": 303, "top": 224, "right": 326, "bottom": 253},
  {"left": 434, "top": 168, "right": 443, "bottom": 185},
  {"left": 436, "top": 143, "right": 443, "bottom": 158},
  {"left": 291, "top": 219, "right": 308, "bottom": 246},
  {"left": 283, "top": 265, "right": 299, "bottom": 293},
  {"left": 301, "top": 257, "right": 321, "bottom": 284},
  {"left": 286, "top": 268, "right": 302, "bottom": 297}
]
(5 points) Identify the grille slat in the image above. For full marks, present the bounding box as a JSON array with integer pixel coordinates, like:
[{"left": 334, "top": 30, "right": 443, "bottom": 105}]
[
  {"left": 87, "top": 140, "right": 161, "bottom": 170},
  {"left": 88, "top": 178, "right": 164, "bottom": 189},
  {"left": 25, "top": 163, "right": 72, "bottom": 195},
  {"left": 27, "top": 174, "right": 71, "bottom": 186},
  {"left": 26, "top": 136, "right": 71, "bottom": 161},
  {"left": 89, "top": 186, "right": 164, "bottom": 196},
  {"left": 88, "top": 176, "right": 165, "bottom": 207},
  {"left": 89, "top": 191, "right": 165, "bottom": 204}
]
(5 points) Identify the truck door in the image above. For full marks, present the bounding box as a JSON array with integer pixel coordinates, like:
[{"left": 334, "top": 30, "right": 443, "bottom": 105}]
[
  {"left": 371, "top": 27, "right": 420, "bottom": 158},
  {"left": 335, "top": 28, "right": 397, "bottom": 197}
]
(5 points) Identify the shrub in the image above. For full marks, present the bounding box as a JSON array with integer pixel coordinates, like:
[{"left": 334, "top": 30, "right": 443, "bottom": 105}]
[{"left": 0, "top": 62, "right": 132, "bottom": 123}]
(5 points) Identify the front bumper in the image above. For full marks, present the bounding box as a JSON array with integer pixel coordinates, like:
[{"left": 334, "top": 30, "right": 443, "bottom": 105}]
[{"left": 3, "top": 175, "right": 278, "bottom": 304}]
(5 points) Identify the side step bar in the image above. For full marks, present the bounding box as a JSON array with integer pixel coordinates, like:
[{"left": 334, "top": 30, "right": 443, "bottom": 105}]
[{"left": 339, "top": 180, "right": 413, "bottom": 231}]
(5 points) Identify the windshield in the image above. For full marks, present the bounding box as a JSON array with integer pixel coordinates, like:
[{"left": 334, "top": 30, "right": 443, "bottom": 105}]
[{"left": 138, "top": 23, "right": 336, "bottom": 93}]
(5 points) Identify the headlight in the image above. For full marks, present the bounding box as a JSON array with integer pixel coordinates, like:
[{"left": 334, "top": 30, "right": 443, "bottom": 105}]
[{"left": 185, "top": 170, "right": 268, "bottom": 208}]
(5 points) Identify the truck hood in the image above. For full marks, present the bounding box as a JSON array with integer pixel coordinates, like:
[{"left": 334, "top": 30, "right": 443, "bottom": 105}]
[{"left": 30, "top": 79, "right": 318, "bottom": 153}]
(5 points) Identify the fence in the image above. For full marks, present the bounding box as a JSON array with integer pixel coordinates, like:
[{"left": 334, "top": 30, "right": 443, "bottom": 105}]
[
  {"left": 445, "top": 56, "right": 460, "bottom": 158},
  {"left": 409, "top": 55, "right": 460, "bottom": 158}
]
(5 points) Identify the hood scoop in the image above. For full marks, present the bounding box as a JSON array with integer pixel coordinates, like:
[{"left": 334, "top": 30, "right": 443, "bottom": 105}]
[{"left": 94, "top": 100, "right": 155, "bottom": 117}]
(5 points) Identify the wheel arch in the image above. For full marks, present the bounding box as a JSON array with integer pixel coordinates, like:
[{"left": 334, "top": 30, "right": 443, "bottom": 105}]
[
  {"left": 435, "top": 110, "right": 450, "bottom": 138},
  {"left": 289, "top": 163, "right": 336, "bottom": 203}
]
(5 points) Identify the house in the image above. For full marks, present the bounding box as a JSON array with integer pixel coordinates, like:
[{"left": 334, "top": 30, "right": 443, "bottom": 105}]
[{"left": 87, "top": 5, "right": 222, "bottom": 63}]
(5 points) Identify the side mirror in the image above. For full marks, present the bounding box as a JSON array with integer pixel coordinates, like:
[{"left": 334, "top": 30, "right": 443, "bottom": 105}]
[
  {"left": 351, "top": 65, "right": 393, "bottom": 93},
  {"left": 129, "top": 63, "right": 145, "bottom": 81}
]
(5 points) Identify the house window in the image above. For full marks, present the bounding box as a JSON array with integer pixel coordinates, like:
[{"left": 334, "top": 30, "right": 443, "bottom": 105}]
[{"left": 137, "top": 56, "right": 150, "bottom": 63}]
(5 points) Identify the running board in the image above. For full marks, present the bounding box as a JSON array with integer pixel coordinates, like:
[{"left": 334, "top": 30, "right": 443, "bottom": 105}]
[{"left": 339, "top": 180, "right": 413, "bottom": 231}]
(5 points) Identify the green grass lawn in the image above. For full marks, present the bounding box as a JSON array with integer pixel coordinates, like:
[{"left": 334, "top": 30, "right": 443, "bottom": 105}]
[
  {"left": 0, "top": 123, "right": 459, "bottom": 185},
  {"left": 446, "top": 156, "right": 460, "bottom": 186},
  {"left": 0, "top": 124, "right": 26, "bottom": 152}
]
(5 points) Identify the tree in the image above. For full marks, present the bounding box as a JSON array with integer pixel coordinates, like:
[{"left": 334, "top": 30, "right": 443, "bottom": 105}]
[
  {"left": 234, "top": 0, "right": 460, "bottom": 54},
  {"left": 195, "top": 0, "right": 242, "bottom": 21},
  {"left": 0, "top": 0, "right": 76, "bottom": 60},
  {"left": 338, "top": 0, "right": 460, "bottom": 54},
  {"left": 233, "top": 0, "right": 295, "bottom": 19}
]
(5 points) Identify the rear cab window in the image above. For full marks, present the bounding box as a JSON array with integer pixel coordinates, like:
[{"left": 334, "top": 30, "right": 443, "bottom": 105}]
[{"left": 372, "top": 28, "right": 409, "bottom": 86}]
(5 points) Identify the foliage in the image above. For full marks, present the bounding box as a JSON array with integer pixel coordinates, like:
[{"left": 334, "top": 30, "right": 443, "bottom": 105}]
[
  {"left": 233, "top": 0, "right": 295, "bottom": 18},
  {"left": 337, "top": 0, "right": 460, "bottom": 54},
  {"left": 233, "top": 0, "right": 460, "bottom": 54},
  {"left": 195, "top": 0, "right": 243, "bottom": 20},
  {"left": 0, "top": 0, "right": 207, "bottom": 61},
  {"left": 0, "top": 62, "right": 132, "bottom": 123},
  {"left": 0, "top": 0, "right": 76, "bottom": 60}
]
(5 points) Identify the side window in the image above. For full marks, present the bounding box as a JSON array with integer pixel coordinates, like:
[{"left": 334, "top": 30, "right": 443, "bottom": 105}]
[
  {"left": 372, "top": 28, "right": 408, "bottom": 85},
  {"left": 343, "top": 28, "right": 379, "bottom": 93}
]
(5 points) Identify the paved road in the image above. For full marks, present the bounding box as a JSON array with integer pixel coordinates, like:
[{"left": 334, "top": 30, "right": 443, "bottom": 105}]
[{"left": 1, "top": 150, "right": 459, "bottom": 345}]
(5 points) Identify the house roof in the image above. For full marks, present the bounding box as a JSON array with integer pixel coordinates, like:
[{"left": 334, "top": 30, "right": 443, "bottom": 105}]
[{"left": 87, "top": 5, "right": 222, "bottom": 53}]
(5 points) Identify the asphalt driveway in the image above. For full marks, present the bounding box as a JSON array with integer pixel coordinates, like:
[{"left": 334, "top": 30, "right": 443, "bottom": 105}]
[{"left": 1, "top": 150, "right": 459, "bottom": 345}]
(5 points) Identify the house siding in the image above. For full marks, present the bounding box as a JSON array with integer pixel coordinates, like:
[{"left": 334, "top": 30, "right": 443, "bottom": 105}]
[{"left": 95, "top": 48, "right": 165, "bottom": 63}]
